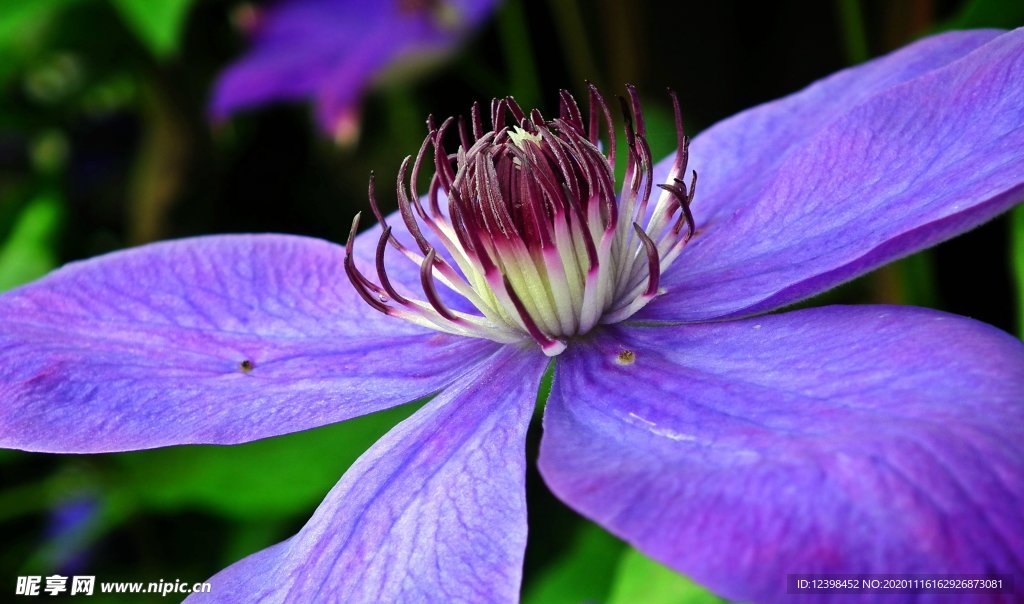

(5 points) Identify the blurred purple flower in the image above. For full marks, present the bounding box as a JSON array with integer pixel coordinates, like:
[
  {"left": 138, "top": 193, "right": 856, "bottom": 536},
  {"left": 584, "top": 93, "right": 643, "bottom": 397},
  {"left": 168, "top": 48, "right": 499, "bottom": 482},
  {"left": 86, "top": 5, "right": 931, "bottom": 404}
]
[
  {"left": 210, "top": 0, "right": 501, "bottom": 141},
  {"left": 42, "top": 495, "right": 101, "bottom": 576},
  {"left": 4, "top": 28, "right": 1024, "bottom": 604}
]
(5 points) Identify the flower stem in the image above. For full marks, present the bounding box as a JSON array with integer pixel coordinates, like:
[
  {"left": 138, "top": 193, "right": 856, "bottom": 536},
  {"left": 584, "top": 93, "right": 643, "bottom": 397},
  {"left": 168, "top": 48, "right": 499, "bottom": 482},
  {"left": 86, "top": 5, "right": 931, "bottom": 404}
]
[
  {"left": 497, "top": 0, "right": 541, "bottom": 108},
  {"left": 1012, "top": 205, "right": 1024, "bottom": 339},
  {"left": 544, "top": 0, "right": 603, "bottom": 93},
  {"left": 836, "top": 0, "right": 870, "bottom": 64}
]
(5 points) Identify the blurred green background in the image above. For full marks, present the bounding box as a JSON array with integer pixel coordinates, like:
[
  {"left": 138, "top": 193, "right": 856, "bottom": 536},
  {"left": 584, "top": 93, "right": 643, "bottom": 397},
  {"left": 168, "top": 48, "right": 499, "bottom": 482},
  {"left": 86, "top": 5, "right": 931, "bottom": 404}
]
[{"left": 1, "top": 0, "right": 1022, "bottom": 602}]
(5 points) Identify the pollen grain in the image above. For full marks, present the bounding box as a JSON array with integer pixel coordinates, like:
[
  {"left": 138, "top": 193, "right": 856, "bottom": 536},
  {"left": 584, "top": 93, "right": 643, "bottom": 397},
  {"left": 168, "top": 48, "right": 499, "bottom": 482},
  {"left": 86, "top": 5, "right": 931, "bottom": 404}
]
[{"left": 615, "top": 350, "right": 636, "bottom": 366}]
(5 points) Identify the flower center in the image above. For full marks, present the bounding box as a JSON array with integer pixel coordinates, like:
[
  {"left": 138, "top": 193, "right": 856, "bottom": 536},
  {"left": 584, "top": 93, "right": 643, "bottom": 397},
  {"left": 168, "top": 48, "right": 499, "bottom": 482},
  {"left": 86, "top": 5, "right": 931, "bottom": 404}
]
[{"left": 345, "top": 85, "right": 696, "bottom": 356}]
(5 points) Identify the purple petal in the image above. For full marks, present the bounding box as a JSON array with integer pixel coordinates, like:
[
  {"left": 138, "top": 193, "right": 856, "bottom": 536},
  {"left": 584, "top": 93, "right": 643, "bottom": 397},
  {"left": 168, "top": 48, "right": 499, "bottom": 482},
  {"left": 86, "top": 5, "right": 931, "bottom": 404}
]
[
  {"left": 211, "top": 0, "right": 500, "bottom": 133},
  {"left": 192, "top": 344, "right": 547, "bottom": 603},
  {"left": 0, "top": 234, "right": 497, "bottom": 453},
  {"left": 654, "top": 29, "right": 999, "bottom": 222},
  {"left": 539, "top": 307, "right": 1024, "bottom": 603},
  {"left": 640, "top": 28, "right": 1024, "bottom": 322}
]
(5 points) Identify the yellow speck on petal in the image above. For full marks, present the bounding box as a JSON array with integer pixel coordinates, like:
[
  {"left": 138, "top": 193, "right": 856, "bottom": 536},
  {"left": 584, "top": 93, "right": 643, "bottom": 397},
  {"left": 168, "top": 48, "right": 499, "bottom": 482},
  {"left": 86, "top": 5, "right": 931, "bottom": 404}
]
[
  {"left": 240, "top": 359, "right": 254, "bottom": 374},
  {"left": 615, "top": 350, "right": 636, "bottom": 366}
]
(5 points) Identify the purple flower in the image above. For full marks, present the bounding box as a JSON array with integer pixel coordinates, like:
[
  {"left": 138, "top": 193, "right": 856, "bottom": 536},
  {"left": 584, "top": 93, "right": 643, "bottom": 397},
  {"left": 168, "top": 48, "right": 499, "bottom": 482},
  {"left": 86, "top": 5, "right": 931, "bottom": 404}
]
[
  {"left": 210, "top": 0, "right": 501, "bottom": 140},
  {"left": 42, "top": 494, "right": 102, "bottom": 575},
  {"left": 3, "top": 28, "right": 1024, "bottom": 603}
]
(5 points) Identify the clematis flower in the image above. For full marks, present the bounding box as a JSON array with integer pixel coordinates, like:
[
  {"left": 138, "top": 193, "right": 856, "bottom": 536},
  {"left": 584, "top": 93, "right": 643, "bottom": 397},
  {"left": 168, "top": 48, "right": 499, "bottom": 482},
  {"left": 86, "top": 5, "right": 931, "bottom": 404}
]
[
  {"left": 210, "top": 0, "right": 501, "bottom": 141},
  {"left": 3, "top": 28, "right": 1024, "bottom": 603}
]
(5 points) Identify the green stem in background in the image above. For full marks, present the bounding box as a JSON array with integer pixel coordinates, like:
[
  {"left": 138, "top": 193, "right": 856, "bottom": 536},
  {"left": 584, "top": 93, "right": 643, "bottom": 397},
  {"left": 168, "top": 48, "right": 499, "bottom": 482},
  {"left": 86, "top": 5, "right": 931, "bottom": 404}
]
[
  {"left": 868, "top": 253, "right": 939, "bottom": 307},
  {"left": 544, "top": 0, "right": 603, "bottom": 93},
  {"left": 383, "top": 86, "right": 423, "bottom": 158},
  {"left": 0, "top": 191, "right": 63, "bottom": 292},
  {"left": 532, "top": 359, "right": 555, "bottom": 420},
  {"left": 127, "top": 74, "right": 192, "bottom": 245},
  {"left": 496, "top": 0, "right": 541, "bottom": 107},
  {"left": 1012, "top": 205, "right": 1024, "bottom": 338},
  {"left": 599, "top": 0, "right": 644, "bottom": 90},
  {"left": 836, "top": 0, "right": 870, "bottom": 64},
  {"left": 899, "top": 252, "right": 938, "bottom": 308}
]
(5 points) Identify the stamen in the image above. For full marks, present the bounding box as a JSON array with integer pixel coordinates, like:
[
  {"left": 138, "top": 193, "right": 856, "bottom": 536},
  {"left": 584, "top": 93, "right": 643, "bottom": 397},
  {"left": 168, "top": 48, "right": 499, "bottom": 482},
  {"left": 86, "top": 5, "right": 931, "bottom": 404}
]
[
  {"left": 344, "top": 214, "right": 396, "bottom": 306},
  {"left": 559, "top": 89, "right": 584, "bottom": 134},
  {"left": 504, "top": 97, "right": 526, "bottom": 123},
  {"left": 502, "top": 275, "right": 567, "bottom": 356},
  {"left": 668, "top": 90, "right": 688, "bottom": 176},
  {"left": 344, "top": 86, "right": 698, "bottom": 355},
  {"left": 633, "top": 222, "right": 660, "bottom": 297},
  {"left": 375, "top": 226, "right": 408, "bottom": 304},
  {"left": 471, "top": 101, "right": 485, "bottom": 140},
  {"left": 419, "top": 249, "right": 458, "bottom": 321},
  {"left": 657, "top": 179, "right": 696, "bottom": 240},
  {"left": 457, "top": 115, "right": 472, "bottom": 151},
  {"left": 432, "top": 117, "right": 458, "bottom": 189}
]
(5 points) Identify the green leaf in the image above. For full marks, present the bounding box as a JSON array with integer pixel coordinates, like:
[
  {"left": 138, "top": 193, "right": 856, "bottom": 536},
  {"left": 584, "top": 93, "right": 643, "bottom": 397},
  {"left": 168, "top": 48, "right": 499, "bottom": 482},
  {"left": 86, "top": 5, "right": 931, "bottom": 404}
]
[
  {"left": 1012, "top": 205, "right": 1024, "bottom": 339},
  {"left": 110, "top": 0, "right": 194, "bottom": 59},
  {"left": 608, "top": 548, "right": 726, "bottom": 604},
  {"left": 0, "top": 0, "right": 83, "bottom": 43},
  {"left": 222, "top": 520, "right": 289, "bottom": 567},
  {"left": 0, "top": 193, "right": 63, "bottom": 292},
  {"left": 523, "top": 523, "right": 624, "bottom": 604},
  {"left": 111, "top": 403, "right": 419, "bottom": 520},
  {"left": 0, "top": 477, "right": 51, "bottom": 523},
  {"left": 940, "top": 0, "right": 1024, "bottom": 30},
  {"left": 0, "top": 0, "right": 84, "bottom": 86}
]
